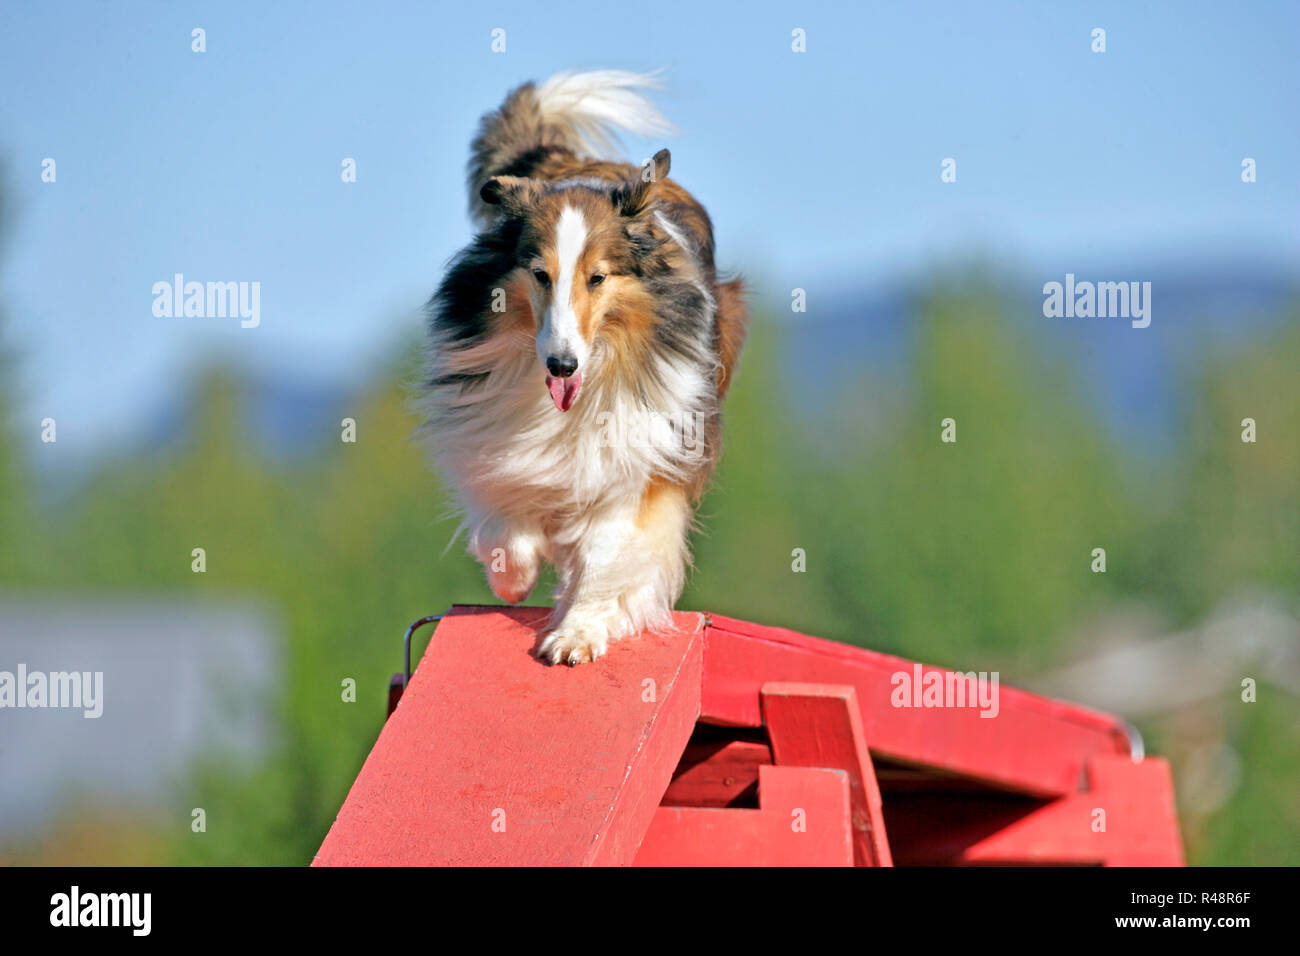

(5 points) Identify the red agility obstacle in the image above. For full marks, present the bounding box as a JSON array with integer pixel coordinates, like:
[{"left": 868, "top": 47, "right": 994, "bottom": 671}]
[{"left": 313, "top": 606, "right": 1184, "bottom": 867}]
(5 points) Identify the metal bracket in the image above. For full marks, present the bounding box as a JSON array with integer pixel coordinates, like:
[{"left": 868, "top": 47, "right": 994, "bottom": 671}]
[
  {"left": 403, "top": 613, "right": 447, "bottom": 687},
  {"left": 1118, "top": 718, "right": 1146, "bottom": 763}
]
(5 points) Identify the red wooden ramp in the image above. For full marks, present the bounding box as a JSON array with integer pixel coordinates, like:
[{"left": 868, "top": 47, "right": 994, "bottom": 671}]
[{"left": 313, "top": 606, "right": 1183, "bottom": 867}]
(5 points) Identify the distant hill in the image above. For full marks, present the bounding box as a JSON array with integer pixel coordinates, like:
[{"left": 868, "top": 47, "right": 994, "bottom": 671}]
[{"left": 787, "top": 259, "right": 1297, "bottom": 453}]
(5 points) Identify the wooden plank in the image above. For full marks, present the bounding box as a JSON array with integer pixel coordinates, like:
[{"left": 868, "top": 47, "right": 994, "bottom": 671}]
[
  {"left": 761, "top": 682, "right": 892, "bottom": 866},
  {"left": 702, "top": 614, "right": 1133, "bottom": 797},
  {"left": 314, "top": 605, "right": 704, "bottom": 866},
  {"left": 885, "top": 755, "right": 1185, "bottom": 866},
  {"left": 660, "top": 738, "right": 771, "bottom": 808},
  {"left": 634, "top": 765, "right": 854, "bottom": 866}
]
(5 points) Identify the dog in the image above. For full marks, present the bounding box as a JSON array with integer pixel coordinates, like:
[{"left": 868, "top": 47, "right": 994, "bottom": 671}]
[{"left": 421, "top": 70, "right": 748, "bottom": 665}]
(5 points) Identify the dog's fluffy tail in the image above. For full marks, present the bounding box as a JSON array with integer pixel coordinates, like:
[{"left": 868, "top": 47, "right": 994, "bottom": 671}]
[{"left": 467, "top": 69, "right": 675, "bottom": 225}]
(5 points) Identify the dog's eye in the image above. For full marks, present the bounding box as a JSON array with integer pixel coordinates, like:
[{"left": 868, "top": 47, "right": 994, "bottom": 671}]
[
  {"left": 532, "top": 269, "right": 551, "bottom": 287},
  {"left": 589, "top": 274, "right": 606, "bottom": 287}
]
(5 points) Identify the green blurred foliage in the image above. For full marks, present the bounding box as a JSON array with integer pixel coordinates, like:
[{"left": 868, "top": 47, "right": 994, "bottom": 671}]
[{"left": 0, "top": 285, "right": 1296, "bottom": 865}]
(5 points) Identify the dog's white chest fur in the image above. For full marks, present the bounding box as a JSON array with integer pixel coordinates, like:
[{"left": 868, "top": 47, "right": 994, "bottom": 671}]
[{"left": 428, "top": 334, "right": 710, "bottom": 524}]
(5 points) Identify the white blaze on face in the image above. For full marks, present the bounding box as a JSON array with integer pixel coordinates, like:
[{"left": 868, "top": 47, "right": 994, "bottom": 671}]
[{"left": 537, "top": 204, "right": 590, "bottom": 369}]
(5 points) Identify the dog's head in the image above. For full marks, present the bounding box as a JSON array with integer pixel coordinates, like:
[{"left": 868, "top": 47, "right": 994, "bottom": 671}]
[{"left": 479, "top": 149, "right": 673, "bottom": 412}]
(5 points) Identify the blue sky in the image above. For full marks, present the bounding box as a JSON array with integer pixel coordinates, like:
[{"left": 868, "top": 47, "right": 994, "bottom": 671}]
[{"left": 1, "top": 0, "right": 1296, "bottom": 462}]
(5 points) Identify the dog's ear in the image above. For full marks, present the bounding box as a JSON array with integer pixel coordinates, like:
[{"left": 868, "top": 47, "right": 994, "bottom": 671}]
[
  {"left": 613, "top": 148, "right": 671, "bottom": 216},
  {"left": 480, "top": 175, "right": 539, "bottom": 215}
]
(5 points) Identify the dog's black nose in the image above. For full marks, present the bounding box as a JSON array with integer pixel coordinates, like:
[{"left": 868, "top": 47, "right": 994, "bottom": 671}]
[{"left": 546, "top": 355, "right": 579, "bottom": 378}]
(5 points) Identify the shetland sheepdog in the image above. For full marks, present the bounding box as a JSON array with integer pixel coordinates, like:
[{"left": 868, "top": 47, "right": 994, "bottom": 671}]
[{"left": 422, "top": 70, "right": 748, "bottom": 665}]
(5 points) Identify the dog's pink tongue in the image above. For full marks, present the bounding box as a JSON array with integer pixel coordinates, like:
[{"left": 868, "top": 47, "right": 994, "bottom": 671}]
[{"left": 545, "top": 372, "right": 582, "bottom": 412}]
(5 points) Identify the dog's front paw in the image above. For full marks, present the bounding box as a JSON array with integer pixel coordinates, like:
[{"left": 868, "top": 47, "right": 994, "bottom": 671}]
[
  {"left": 471, "top": 522, "right": 541, "bottom": 605},
  {"left": 537, "top": 624, "right": 609, "bottom": 666},
  {"left": 487, "top": 556, "right": 538, "bottom": 605}
]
